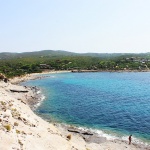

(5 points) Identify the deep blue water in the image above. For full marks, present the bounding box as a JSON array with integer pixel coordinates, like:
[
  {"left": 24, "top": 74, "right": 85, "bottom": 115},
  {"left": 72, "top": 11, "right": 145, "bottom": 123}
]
[{"left": 23, "top": 72, "right": 150, "bottom": 144}]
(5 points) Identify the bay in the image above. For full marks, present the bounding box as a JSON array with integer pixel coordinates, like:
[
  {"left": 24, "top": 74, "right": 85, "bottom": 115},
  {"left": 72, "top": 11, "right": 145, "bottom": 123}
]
[{"left": 23, "top": 72, "right": 150, "bottom": 144}]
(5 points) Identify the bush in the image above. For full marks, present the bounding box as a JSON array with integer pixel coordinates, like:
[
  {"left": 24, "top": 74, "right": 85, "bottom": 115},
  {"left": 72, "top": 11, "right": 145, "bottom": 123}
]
[
  {"left": 0, "top": 101, "right": 6, "bottom": 105},
  {"left": 16, "top": 130, "right": 20, "bottom": 134},
  {"left": 4, "top": 124, "right": 11, "bottom": 131},
  {"left": 67, "top": 134, "right": 71, "bottom": 140}
]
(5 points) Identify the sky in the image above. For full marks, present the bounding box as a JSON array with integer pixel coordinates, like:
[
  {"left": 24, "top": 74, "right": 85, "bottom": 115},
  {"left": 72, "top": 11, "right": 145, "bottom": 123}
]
[{"left": 0, "top": 0, "right": 150, "bottom": 53}]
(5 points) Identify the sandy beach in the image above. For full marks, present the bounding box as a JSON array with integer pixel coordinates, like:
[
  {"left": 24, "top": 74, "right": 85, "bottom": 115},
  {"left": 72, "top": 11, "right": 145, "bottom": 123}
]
[{"left": 0, "top": 71, "right": 149, "bottom": 150}]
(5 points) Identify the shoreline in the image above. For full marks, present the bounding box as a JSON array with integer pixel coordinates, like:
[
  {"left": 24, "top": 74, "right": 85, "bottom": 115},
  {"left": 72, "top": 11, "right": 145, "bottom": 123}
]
[
  {"left": 10, "top": 70, "right": 71, "bottom": 84},
  {"left": 0, "top": 71, "right": 149, "bottom": 149},
  {"left": 71, "top": 69, "right": 150, "bottom": 73},
  {"left": 9, "top": 69, "right": 150, "bottom": 84}
]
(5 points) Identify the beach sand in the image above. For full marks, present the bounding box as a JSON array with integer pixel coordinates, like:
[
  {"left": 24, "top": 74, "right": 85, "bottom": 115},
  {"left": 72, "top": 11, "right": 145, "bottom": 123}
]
[{"left": 0, "top": 71, "right": 149, "bottom": 150}]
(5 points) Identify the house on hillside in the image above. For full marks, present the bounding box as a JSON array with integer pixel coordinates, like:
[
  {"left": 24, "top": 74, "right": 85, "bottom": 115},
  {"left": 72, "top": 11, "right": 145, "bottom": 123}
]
[{"left": 39, "top": 64, "right": 50, "bottom": 69}]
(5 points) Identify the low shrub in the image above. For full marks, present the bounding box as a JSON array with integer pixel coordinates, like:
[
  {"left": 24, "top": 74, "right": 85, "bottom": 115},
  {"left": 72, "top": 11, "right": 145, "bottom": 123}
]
[
  {"left": 16, "top": 130, "right": 20, "bottom": 134},
  {"left": 67, "top": 134, "right": 71, "bottom": 140},
  {"left": 4, "top": 124, "right": 11, "bottom": 131}
]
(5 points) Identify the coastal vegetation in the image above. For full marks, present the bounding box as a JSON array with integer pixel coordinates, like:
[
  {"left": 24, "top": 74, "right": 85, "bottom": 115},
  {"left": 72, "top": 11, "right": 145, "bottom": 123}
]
[
  {"left": 0, "top": 50, "right": 150, "bottom": 78},
  {"left": 4, "top": 124, "right": 11, "bottom": 131},
  {"left": 66, "top": 134, "right": 72, "bottom": 140}
]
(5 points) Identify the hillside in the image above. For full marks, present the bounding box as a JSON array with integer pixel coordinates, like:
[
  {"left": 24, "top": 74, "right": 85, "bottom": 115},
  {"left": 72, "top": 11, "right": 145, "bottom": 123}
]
[
  {"left": 1, "top": 50, "right": 150, "bottom": 60},
  {"left": 0, "top": 50, "right": 77, "bottom": 60},
  {"left": 0, "top": 50, "right": 150, "bottom": 78}
]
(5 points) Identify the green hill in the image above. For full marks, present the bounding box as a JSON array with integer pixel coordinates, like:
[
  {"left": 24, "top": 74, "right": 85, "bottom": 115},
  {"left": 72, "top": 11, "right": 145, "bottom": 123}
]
[
  {"left": 0, "top": 50, "right": 150, "bottom": 78},
  {"left": 1, "top": 50, "right": 150, "bottom": 60}
]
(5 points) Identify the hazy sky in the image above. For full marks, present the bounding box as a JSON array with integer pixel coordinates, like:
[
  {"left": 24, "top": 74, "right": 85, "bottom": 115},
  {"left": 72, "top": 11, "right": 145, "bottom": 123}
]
[{"left": 0, "top": 0, "right": 150, "bottom": 53}]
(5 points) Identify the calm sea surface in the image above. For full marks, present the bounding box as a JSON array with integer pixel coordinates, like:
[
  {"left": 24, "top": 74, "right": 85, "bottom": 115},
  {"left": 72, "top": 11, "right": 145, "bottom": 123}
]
[{"left": 23, "top": 72, "right": 150, "bottom": 144}]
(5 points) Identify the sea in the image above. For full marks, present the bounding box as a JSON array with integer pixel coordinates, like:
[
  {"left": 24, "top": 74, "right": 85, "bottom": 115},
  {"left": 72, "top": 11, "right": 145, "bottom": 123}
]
[{"left": 22, "top": 72, "right": 150, "bottom": 146}]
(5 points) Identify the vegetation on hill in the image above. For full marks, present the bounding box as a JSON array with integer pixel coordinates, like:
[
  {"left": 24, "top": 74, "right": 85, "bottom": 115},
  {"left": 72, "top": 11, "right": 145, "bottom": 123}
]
[{"left": 0, "top": 50, "right": 150, "bottom": 78}]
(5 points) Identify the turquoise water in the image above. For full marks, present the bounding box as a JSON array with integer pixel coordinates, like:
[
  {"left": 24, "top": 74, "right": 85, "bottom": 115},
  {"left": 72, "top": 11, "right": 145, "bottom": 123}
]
[{"left": 23, "top": 72, "right": 150, "bottom": 144}]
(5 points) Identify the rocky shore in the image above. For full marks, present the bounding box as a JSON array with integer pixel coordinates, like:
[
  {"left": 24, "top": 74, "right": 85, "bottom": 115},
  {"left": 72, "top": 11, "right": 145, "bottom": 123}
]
[
  {"left": 0, "top": 71, "right": 149, "bottom": 150},
  {"left": 71, "top": 69, "right": 150, "bottom": 73}
]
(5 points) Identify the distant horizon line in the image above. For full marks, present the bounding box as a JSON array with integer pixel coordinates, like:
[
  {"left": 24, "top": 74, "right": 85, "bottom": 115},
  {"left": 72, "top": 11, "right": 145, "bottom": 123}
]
[{"left": 1, "top": 49, "right": 150, "bottom": 54}]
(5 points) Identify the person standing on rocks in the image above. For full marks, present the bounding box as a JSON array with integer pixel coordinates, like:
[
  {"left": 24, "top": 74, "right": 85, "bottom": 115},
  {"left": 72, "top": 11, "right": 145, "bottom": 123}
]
[{"left": 129, "top": 135, "right": 132, "bottom": 145}]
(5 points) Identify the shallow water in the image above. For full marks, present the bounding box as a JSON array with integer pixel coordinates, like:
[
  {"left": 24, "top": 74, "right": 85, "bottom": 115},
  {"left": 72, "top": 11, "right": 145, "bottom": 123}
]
[{"left": 23, "top": 72, "right": 150, "bottom": 144}]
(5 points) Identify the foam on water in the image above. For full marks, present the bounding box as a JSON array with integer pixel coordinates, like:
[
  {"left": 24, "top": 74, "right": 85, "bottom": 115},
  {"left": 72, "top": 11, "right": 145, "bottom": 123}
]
[
  {"left": 36, "top": 90, "right": 41, "bottom": 94},
  {"left": 34, "top": 89, "right": 46, "bottom": 109}
]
